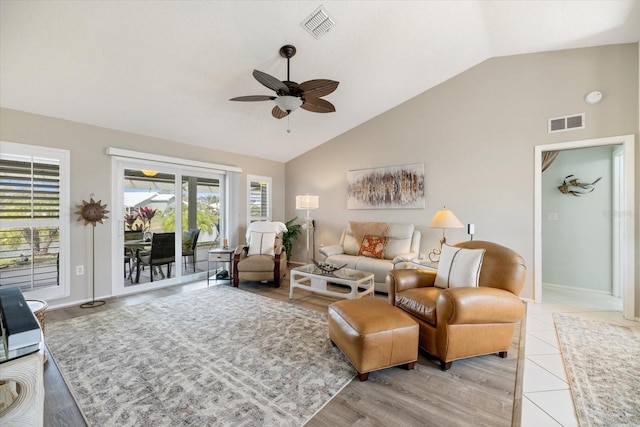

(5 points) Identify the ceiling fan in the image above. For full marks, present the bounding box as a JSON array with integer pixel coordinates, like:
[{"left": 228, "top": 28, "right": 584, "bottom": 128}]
[{"left": 230, "top": 45, "right": 339, "bottom": 119}]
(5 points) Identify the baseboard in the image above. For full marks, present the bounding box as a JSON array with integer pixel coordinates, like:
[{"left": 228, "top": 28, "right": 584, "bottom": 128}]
[{"left": 543, "top": 282, "right": 615, "bottom": 296}]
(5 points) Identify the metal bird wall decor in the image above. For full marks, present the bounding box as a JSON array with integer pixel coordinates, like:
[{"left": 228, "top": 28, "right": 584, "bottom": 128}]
[{"left": 557, "top": 175, "right": 602, "bottom": 196}]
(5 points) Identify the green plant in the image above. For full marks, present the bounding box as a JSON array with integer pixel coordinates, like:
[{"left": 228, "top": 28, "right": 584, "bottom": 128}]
[{"left": 282, "top": 217, "right": 302, "bottom": 265}]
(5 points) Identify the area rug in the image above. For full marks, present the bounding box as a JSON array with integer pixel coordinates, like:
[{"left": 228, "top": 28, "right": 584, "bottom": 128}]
[
  {"left": 45, "top": 286, "right": 355, "bottom": 426},
  {"left": 554, "top": 314, "right": 640, "bottom": 426}
]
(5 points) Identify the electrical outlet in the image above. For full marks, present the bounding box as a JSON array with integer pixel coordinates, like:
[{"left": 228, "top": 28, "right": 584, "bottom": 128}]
[{"left": 76, "top": 265, "right": 84, "bottom": 275}]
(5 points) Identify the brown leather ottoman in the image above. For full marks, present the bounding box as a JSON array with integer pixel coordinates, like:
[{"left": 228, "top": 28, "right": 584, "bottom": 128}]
[{"left": 328, "top": 298, "right": 419, "bottom": 381}]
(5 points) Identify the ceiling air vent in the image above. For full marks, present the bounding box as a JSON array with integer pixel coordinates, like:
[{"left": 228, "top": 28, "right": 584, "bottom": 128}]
[
  {"left": 301, "top": 6, "right": 336, "bottom": 39},
  {"left": 548, "top": 113, "right": 585, "bottom": 133}
]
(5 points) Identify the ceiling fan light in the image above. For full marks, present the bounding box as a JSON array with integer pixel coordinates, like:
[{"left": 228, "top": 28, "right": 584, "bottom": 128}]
[{"left": 275, "top": 95, "right": 302, "bottom": 112}]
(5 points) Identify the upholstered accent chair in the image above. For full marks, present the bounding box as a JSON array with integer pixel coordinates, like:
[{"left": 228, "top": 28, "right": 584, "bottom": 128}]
[
  {"left": 233, "top": 221, "right": 288, "bottom": 287},
  {"left": 135, "top": 232, "right": 175, "bottom": 283},
  {"left": 386, "top": 241, "right": 526, "bottom": 370}
]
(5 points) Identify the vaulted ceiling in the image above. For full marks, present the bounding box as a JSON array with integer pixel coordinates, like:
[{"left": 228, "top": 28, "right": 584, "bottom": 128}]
[{"left": 1, "top": 1, "right": 639, "bottom": 162}]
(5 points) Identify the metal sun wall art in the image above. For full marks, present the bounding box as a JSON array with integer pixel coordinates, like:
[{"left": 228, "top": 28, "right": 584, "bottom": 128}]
[{"left": 347, "top": 163, "right": 425, "bottom": 209}]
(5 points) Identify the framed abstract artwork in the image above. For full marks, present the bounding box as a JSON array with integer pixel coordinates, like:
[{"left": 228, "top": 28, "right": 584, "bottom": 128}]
[{"left": 347, "top": 163, "right": 425, "bottom": 209}]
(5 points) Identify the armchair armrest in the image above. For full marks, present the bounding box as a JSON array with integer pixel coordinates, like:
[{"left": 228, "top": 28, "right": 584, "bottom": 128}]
[
  {"left": 386, "top": 269, "right": 436, "bottom": 306},
  {"left": 437, "top": 287, "right": 525, "bottom": 325},
  {"left": 233, "top": 245, "right": 248, "bottom": 264},
  {"left": 274, "top": 244, "right": 284, "bottom": 255},
  {"left": 318, "top": 244, "right": 344, "bottom": 258}
]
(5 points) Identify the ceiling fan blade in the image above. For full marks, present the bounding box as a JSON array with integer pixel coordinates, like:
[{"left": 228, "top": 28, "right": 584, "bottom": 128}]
[
  {"left": 301, "top": 98, "right": 336, "bottom": 113},
  {"left": 299, "top": 79, "right": 339, "bottom": 98},
  {"left": 229, "top": 95, "right": 276, "bottom": 102},
  {"left": 271, "top": 105, "right": 289, "bottom": 119},
  {"left": 253, "top": 70, "right": 289, "bottom": 95}
]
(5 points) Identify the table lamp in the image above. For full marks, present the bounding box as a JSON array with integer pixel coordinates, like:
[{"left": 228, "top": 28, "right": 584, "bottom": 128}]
[{"left": 427, "top": 207, "right": 464, "bottom": 262}]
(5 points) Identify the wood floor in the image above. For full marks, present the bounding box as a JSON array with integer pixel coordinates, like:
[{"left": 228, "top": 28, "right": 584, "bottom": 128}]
[{"left": 42, "top": 270, "right": 525, "bottom": 427}]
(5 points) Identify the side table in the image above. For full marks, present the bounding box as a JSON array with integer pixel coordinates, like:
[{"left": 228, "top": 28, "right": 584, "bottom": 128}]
[{"left": 207, "top": 248, "right": 235, "bottom": 285}]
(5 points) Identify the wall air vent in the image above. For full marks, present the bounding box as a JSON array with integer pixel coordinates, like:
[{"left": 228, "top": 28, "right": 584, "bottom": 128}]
[
  {"left": 301, "top": 6, "right": 336, "bottom": 39},
  {"left": 548, "top": 113, "right": 585, "bottom": 133}
]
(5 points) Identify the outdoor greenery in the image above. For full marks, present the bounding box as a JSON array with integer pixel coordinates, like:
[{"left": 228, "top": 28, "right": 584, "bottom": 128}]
[{"left": 159, "top": 196, "right": 219, "bottom": 235}]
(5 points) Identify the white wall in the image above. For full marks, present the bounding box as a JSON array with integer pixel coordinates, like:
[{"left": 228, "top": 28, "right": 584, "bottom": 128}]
[
  {"left": 0, "top": 108, "right": 285, "bottom": 307},
  {"left": 285, "top": 43, "right": 639, "bottom": 304},
  {"left": 542, "top": 146, "right": 614, "bottom": 292}
]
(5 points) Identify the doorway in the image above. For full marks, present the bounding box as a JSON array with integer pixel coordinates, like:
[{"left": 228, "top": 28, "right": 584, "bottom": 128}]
[{"left": 534, "top": 135, "right": 635, "bottom": 320}]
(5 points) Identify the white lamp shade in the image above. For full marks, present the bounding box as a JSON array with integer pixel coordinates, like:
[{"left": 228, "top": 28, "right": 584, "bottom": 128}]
[
  {"left": 275, "top": 96, "right": 302, "bottom": 112},
  {"left": 427, "top": 209, "right": 464, "bottom": 229},
  {"left": 296, "top": 195, "right": 319, "bottom": 210}
]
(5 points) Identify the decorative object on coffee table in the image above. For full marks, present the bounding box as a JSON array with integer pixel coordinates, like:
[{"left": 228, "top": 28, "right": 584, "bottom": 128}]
[
  {"left": 312, "top": 259, "right": 346, "bottom": 274},
  {"left": 75, "top": 195, "right": 108, "bottom": 308}
]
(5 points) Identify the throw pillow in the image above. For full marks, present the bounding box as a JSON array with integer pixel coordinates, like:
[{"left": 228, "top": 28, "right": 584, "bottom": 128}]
[
  {"left": 248, "top": 231, "right": 276, "bottom": 256},
  {"left": 434, "top": 244, "right": 485, "bottom": 289},
  {"left": 358, "top": 234, "right": 388, "bottom": 259}
]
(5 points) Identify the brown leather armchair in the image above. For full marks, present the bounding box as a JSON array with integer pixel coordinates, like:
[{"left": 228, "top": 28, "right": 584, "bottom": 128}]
[
  {"left": 233, "top": 233, "right": 286, "bottom": 288},
  {"left": 386, "top": 241, "right": 526, "bottom": 370}
]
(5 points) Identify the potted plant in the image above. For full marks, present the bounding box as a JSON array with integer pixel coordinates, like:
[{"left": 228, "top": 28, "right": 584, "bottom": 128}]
[{"left": 282, "top": 217, "right": 302, "bottom": 265}]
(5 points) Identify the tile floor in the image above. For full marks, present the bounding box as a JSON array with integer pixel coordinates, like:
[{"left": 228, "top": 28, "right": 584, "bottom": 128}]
[{"left": 521, "top": 285, "right": 640, "bottom": 426}]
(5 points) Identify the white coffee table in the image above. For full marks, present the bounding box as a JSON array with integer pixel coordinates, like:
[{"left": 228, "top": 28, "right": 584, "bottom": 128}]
[{"left": 289, "top": 264, "right": 375, "bottom": 300}]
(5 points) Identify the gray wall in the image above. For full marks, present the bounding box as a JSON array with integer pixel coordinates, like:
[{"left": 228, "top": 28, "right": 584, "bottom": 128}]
[
  {"left": 285, "top": 43, "right": 639, "bottom": 304},
  {"left": 0, "top": 108, "right": 286, "bottom": 307},
  {"left": 542, "top": 147, "right": 614, "bottom": 292}
]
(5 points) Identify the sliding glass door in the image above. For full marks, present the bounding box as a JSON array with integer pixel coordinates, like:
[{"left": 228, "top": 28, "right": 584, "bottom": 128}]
[
  {"left": 180, "top": 174, "right": 221, "bottom": 278},
  {"left": 113, "top": 159, "right": 225, "bottom": 295}
]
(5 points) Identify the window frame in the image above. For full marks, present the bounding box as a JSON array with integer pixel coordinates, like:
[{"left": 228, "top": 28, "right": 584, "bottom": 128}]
[{"left": 0, "top": 141, "right": 70, "bottom": 300}]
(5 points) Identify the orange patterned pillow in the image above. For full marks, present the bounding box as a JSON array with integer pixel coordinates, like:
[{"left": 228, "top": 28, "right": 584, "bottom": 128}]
[{"left": 358, "top": 234, "right": 388, "bottom": 259}]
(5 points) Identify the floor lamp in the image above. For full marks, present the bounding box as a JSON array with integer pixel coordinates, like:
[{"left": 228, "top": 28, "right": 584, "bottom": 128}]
[{"left": 295, "top": 194, "right": 319, "bottom": 264}]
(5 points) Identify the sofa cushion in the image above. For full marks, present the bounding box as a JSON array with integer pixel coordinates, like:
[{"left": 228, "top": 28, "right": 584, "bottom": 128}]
[
  {"left": 248, "top": 231, "right": 276, "bottom": 256},
  {"left": 358, "top": 235, "right": 388, "bottom": 259},
  {"left": 237, "top": 254, "right": 275, "bottom": 272},
  {"left": 343, "top": 231, "right": 361, "bottom": 256},
  {"left": 383, "top": 223, "right": 415, "bottom": 259},
  {"left": 395, "top": 287, "right": 440, "bottom": 326},
  {"left": 353, "top": 256, "right": 394, "bottom": 283},
  {"left": 434, "top": 244, "right": 485, "bottom": 289}
]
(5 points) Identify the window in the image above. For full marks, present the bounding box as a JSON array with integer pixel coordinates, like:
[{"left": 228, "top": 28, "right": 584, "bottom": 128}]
[
  {"left": 0, "top": 141, "right": 70, "bottom": 299},
  {"left": 247, "top": 175, "right": 271, "bottom": 223}
]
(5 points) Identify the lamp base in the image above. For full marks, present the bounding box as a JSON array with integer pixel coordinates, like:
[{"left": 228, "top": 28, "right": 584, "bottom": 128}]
[
  {"left": 80, "top": 300, "right": 106, "bottom": 309},
  {"left": 428, "top": 248, "right": 441, "bottom": 262}
]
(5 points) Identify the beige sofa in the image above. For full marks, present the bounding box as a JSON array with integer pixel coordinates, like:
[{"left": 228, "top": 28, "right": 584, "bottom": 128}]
[{"left": 318, "top": 223, "right": 421, "bottom": 293}]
